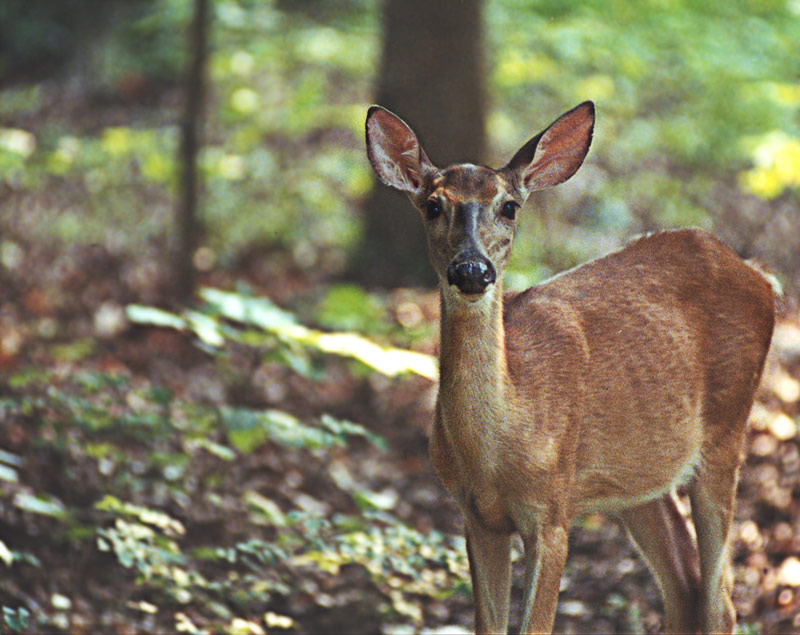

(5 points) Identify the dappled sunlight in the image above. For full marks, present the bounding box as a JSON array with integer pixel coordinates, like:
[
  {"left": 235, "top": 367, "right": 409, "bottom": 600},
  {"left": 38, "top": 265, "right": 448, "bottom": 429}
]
[
  {"left": 126, "top": 287, "right": 438, "bottom": 381},
  {"left": 740, "top": 130, "right": 800, "bottom": 199},
  {"left": 1, "top": 0, "right": 799, "bottom": 632}
]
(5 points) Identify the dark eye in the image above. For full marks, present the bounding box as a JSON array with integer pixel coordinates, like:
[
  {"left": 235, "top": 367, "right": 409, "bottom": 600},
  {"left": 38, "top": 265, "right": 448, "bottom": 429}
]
[
  {"left": 500, "top": 201, "right": 518, "bottom": 220},
  {"left": 425, "top": 199, "right": 442, "bottom": 220}
]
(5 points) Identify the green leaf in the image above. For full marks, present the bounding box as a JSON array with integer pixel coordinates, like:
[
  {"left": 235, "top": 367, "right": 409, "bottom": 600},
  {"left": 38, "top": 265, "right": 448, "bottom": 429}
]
[
  {"left": 95, "top": 495, "right": 185, "bottom": 537},
  {"left": 0, "top": 464, "right": 19, "bottom": 483},
  {"left": 353, "top": 489, "right": 398, "bottom": 511},
  {"left": 13, "top": 492, "right": 67, "bottom": 518},
  {"left": 0, "top": 449, "right": 24, "bottom": 468},
  {"left": 201, "top": 287, "right": 297, "bottom": 330},
  {"left": 129, "top": 289, "right": 439, "bottom": 379},
  {"left": 2, "top": 606, "right": 30, "bottom": 633},
  {"left": 222, "top": 407, "right": 339, "bottom": 452},
  {"left": 320, "top": 414, "right": 387, "bottom": 450},
  {"left": 190, "top": 438, "right": 236, "bottom": 461},
  {"left": 126, "top": 305, "right": 187, "bottom": 330},
  {"left": 243, "top": 491, "right": 288, "bottom": 527},
  {"left": 0, "top": 540, "right": 13, "bottom": 566}
]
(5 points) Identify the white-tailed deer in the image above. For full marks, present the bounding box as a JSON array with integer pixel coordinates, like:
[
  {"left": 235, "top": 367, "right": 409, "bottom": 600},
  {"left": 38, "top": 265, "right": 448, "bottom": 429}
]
[{"left": 365, "top": 101, "right": 777, "bottom": 634}]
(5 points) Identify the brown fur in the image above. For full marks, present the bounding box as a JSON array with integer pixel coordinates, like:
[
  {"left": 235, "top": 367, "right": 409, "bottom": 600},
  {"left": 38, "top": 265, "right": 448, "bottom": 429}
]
[{"left": 366, "top": 102, "right": 777, "bottom": 634}]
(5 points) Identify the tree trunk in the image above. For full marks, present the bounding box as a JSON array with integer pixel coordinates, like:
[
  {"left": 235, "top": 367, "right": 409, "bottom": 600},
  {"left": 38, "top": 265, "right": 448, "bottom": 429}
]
[
  {"left": 176, "top": 0, "right": 208, "bottom": 305},
  {"left": 352, "top": 0, "right": 486, "bottom": 287}
]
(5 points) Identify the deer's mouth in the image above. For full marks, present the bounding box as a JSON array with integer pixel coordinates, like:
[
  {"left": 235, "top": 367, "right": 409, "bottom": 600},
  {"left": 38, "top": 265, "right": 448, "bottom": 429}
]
[{"left": 460, "top": 292, "right": 488, "bottom": 305}]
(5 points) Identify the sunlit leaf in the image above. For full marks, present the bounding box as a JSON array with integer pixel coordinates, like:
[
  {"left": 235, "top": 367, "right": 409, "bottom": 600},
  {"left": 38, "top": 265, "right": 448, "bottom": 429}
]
[
  {"left": 200, "top": 287, "right": 297, "bottom": 330},
  {"left": 222, "top": 407, "right": 337, "bottom": 452},
  {"left": 13, "top": 492, "right": 67, "bottom": 518},
  {"left": 184, "top": 311, "right": 226, "bottom": 347},
  {"left": 126, "top": 305, "right": 187, "bottom": 330},
  {"left": 0, "top": 464, "right": 19, "bottom": 483},
  {"left": 353, "top": 489, "right": 399, "bottom": 511},
  {"left": 132, "top": 288, "right": 439, "bottom": 380},
  {"left": 190, "top": 438, "right": 236, "bottom": 461},
  {"left": 320, "top": 414, "right": 386, "bottom": 450},
  {"left": 95, "top": 495, "right": 185, "bottom": 537},
  {"left": 0, "top": 128, "right": 36, "bottom": 158},
  {"left": 264, "top": 613, "right": 294, "bottom": 629},
  {"left": 0, "top": 449, "right": 24, "bottom": 468},
  {"left": 0, "top": 540, "right": 13, "bottom": 566},
  {"left": 243, "top": 491, "right": 288, "bottom": 527}
]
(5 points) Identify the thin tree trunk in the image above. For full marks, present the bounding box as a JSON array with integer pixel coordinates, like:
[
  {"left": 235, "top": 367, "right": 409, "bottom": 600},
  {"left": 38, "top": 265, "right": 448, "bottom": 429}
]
[
  {"left": 352, "top": 0, "right": 486, "bottom": 287},
  {"left": 176, "top": 0, "right": 208, "bottom": 304}
]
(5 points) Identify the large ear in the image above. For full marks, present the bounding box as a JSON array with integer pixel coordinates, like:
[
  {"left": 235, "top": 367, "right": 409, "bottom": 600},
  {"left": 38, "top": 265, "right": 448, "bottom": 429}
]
[
  {"left": 504, "top": 101, "right": 595, "bottom": 200},
  {"left": 365, "top": 105, "right": 434, "bottom": 196}
]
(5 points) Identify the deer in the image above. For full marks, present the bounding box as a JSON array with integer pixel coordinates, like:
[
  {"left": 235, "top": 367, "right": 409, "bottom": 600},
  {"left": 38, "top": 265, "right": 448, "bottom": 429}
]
[{"left": 364, "top": 101, "right": 777, "bottom": 634}]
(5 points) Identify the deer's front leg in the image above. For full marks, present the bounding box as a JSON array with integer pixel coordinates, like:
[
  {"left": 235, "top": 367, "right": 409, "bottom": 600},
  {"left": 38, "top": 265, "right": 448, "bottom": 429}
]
[
  {"left": 465, "top": 513, "right": 511, "bottom": 634},
  {"left": 519, "top": 524, "right": 569, "bottom": 634}
]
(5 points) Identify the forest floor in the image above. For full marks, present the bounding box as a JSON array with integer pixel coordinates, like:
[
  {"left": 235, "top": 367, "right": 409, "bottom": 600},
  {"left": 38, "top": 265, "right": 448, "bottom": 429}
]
[{"left": 1, "top": 237, "right": 800, "bottom": 635}]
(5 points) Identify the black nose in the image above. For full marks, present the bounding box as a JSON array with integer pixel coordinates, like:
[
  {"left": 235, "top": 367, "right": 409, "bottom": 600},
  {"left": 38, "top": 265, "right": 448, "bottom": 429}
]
[{"left": 447, "top": 257, "right": 496, "bottom": 294}]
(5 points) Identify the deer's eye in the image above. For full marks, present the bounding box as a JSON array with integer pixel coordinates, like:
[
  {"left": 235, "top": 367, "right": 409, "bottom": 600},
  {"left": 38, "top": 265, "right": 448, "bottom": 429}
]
[
  {"left": 500, "top": 201, "right": 519, "bottom": 220},
  {"left": 425, "top": 199, "right": 442, "bottom": 220}
]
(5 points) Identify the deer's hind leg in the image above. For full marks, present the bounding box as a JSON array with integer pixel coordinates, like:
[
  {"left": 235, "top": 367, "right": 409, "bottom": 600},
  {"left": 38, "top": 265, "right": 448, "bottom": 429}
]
[
  {"left": 688, "top": 446, "right": 744, "bottom": 635},
  {"left": 690, "top": 347, "right": 763, "bottom": 634},
  {"left": 619, "top": 493, "right": 702, "bottom": 634}
]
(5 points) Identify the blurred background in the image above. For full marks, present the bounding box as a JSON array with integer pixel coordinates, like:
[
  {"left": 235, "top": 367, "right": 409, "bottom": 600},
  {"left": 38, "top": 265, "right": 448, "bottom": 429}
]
[{"left": 1, "top": 1, "right": 799, "bottom": 633}]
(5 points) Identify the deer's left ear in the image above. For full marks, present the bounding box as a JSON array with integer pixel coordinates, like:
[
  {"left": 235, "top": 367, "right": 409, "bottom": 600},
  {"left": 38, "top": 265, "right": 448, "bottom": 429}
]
[{"left": 503, "top": 101, "right": 594, "bottom": 200}]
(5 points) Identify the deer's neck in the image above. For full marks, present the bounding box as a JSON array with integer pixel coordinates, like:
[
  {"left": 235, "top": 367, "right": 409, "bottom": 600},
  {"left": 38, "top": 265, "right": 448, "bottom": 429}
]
[{"left": 438, "top": 283, "right": 510, "bottom": 433}]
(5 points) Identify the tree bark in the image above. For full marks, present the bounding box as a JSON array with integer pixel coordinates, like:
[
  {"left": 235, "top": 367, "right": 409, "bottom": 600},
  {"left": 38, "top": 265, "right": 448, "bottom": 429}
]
[
  {"left": 352, "top": 0, "right": 486, "bottom": 287},
  {"left": 176, "top": 0, "right": 208, "bottom": 305}
]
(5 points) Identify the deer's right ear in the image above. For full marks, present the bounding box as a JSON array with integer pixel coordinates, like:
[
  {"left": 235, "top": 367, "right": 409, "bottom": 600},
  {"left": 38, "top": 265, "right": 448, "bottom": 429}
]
[{"left": 365, "top": 106, "right": 434, "bottom": 196}]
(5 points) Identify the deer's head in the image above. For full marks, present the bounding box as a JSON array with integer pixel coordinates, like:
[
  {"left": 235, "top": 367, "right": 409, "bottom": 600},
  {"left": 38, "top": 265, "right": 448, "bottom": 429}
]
[{"left": 365, "top": 102, "right": 595, "bottom": 302}]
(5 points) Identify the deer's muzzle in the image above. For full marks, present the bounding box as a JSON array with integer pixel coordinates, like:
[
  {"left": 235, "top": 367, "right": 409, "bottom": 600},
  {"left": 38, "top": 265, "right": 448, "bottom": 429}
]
[{"left": 447, "top": 256, "right": 496, "bottom": 295}]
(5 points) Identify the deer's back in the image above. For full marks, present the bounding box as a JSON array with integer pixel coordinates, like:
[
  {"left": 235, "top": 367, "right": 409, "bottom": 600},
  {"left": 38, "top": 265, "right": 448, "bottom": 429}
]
[{"left": 505, "top": 228, "right": 775, "bottom": 376}]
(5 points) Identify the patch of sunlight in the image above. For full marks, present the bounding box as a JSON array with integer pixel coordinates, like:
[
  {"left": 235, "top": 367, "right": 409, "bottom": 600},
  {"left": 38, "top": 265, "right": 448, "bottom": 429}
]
[
  {"left": 0, "top": 128, "right": 36, "bottom": 158},
  {"left": 127, "top": 290, "right": 438, "bottom": 380},
  {"left": 201, "top": 288, "right": 438, "bottom": 379},
  {"left": 13, "top": 491, "right": 67, "bottom": 518},
  {"left": 494, "top": 50, "right": 556, "bottom": 87},
  {"left": 739, "top": 130, "right": 800, "bottom": 199},
  {"left": 142, "top": 152, "right": 174, "bottom": 184},
  {"left": 230, "top": 87, "right": 259, "bottom": 114},
  {"left": 0, "top": 540, "right": 13, "bottom": 566},
  {"left": 487, "top": 110, "right": 517, "bottom": 150},
  {"left": 294, "top": 27, "right": 345, "bottom": 64},
  {"left": 201, "top": 287, "right": 297, "bottom": 329},
  {"left": 50, "top": 136, "right": 81, "bottom": 172},
  {"left": 218, "top": 154, "right": 246, "bottom": 180},
  {"left": 229, "top": 50, "right": 254, "bottom": 76},
  {"left": 762, "top": 81, "right": 800, "bottom": 107},
  {"left": 294, "top": 328, "right": 438, "bottom": 380},
  {"left": 264, "top": 613, "right": 294, "bottom": 629},
  {"left": 126, "top": 305, "right": 186, "bottom": 330},
  {"left": 576, "top": 74, "right": 615, "bottom": 102},
  {"left": 101, "top": 127, "right": 132, "bottom": 156}
]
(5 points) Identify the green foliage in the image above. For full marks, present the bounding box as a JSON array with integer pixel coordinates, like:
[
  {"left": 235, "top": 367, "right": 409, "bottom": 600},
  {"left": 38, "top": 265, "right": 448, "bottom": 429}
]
[
  {"left": 221, "top": 407, "right": 385, "bottom": 453},
  {"left": 2, "top": 606, "right": 30, "bottom": 634},
  {"left": 2, "top": 0, "right": 377, "bottom": 270},
  {"left": 486, "top": 0, "right": 800, "bottom": 281},
  {"left": 126, "top": 287, "right": 438, "bottom": 379},
  {"left": 0, "top": 354, "right": 465, "bottom": 631},
  {"left": 291, "top": 512, "right": 469, "bottom": 622},
  {"left": 5, "top": 360, "right": 454, "bottom": 630},
  {"left": 4, "top": 0, "right": 797, "bottom": 284},
  {"left": 315, "top": 283, "right": 388, "bottom": 333}
]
